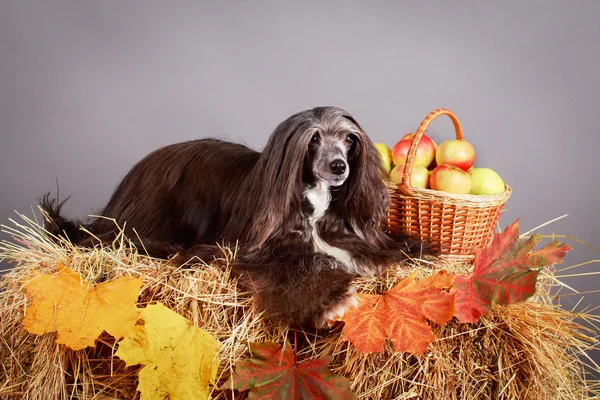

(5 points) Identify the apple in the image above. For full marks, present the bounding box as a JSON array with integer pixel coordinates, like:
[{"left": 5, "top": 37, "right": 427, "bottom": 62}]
[
  {"left": 374, "top": 143, "right": 393, "bottom": 174},
  {"left": 430, "top": 164, "right": 471, "bottom": 194},
  {"left": 392, "top": 134, "right": 435, "bottom": 167},
  {"left": 399, "top": 133, "right": 437, "bottom": 169},
  {"left": 469, "top": 167, "right": 505, "bottom": 195},
  {"left": 402, "top": 132, "right": 438, "bottom": 151},
  {"left": 435, "top": 139, "right": 476, "bottom": 172},
  {"left": 389, "top": 163, "right": 430, "bottom": 188}
]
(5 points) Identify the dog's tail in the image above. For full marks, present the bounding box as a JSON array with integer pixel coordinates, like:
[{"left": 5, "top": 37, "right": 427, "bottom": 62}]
[{"left": 39, "top": 193, "right": 85, "bottom": 244}]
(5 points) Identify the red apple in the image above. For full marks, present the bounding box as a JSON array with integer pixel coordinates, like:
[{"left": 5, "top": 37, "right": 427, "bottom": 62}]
[
  {"left": 389, "top": 163, "right": 430, "bottom": 188},
  {"left": 435, "top": 139, "right": 475, "bottom": 172},
  {"left": 430, "top": 164, "right": 471, "bottom": 194},
  {"left": 392, "top": 134, "right": 435, "bottom": 167},
  {"left": 402, "top": 132, "right": 438, "bottom": 150}
]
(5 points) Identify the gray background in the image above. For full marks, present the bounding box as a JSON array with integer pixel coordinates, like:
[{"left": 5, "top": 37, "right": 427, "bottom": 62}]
[{"left": 1, "top": 1, "right": 599, "bottom": 361}]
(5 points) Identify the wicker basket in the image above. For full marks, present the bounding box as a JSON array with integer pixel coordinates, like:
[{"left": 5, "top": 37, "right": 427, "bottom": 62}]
[{"left": 386, "top": 108, "right": 512, "bottom": 260}]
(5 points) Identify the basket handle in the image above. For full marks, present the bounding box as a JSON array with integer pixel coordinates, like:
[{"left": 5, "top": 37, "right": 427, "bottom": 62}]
[{"left": 399, "top": 108, "right": 464, "bottom": 195}]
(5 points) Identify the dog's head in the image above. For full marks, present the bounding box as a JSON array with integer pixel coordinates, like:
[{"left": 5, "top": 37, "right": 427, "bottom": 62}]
[
  {"left": 301, "top": 110, "right": 360, "bottom": 189},
  {"left": 263, "top": 106, "right": 389, "bottom": 210},
  {"left": 262, "top": 106, "right": 381, "bottom": 188},
  {"left": 244, "top": 106, "right": 390, "bottom": 247}
]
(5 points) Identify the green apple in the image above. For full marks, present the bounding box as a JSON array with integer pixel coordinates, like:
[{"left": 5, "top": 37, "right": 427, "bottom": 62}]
[
  {"left": 469, "top": 167, "right": 505, "bottom": 195},
  {"left": 374, "top": 143, "right": 393, "bottom": 174},
  {"left": 430, "top": 164, "right": 471, "bottom": 194},
  {"left": 389, "top": 163, "right": 430, "bottom": 188}
]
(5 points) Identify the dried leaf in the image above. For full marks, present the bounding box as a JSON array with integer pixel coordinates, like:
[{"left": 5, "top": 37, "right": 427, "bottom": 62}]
[
  {"left": 223, "top": 341, "right": 355, "bottom": 399},
  {"left": 454, "top": 219, "right": 572, "bottom": 323},
  {"left": 115, "top": 302, "right": 221, "bottom": 400},
  {"left": 341, "top": 271, "right": 455, "bottom": 355},
  {"left": 22, "top": 266, "right": 142, "bottom": 350}
]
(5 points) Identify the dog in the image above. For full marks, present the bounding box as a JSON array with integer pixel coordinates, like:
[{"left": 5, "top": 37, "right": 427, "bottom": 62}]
[{"left": 40, "top": 106, "right": 430, "bottom": 328}]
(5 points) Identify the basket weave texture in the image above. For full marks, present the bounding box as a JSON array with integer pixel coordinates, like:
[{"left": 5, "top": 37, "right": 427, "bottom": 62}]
[{"left": 386, "top": 108, "right": 512, "bottom": 259}]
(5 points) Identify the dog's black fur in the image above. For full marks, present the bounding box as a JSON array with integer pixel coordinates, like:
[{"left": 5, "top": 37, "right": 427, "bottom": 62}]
[{"left": 40, "top": 106, "right": 431, "bottom": 327}]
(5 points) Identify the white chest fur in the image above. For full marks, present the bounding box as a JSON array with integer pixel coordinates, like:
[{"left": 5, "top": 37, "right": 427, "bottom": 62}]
[{"left": 304, "top": 183, "right": 357, "bottom": 273}]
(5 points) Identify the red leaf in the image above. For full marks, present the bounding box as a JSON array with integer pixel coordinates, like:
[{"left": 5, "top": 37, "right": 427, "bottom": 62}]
[
  {"left": 340, "top": 271, "right": 455, "bottom": 355},
  {"left": 454, "top": 219, "right": 572, "bottom": 323},
  {"left": 222, "top": 341, "right": 355, "bottom": 399}
]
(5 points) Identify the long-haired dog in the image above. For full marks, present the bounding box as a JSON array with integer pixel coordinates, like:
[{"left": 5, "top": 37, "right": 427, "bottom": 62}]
[{"left": 41, "top": 106, "right": 430, "bottom": 328}]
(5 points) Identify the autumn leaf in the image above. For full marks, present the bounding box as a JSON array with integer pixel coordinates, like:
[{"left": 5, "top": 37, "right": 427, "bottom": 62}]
[
  {"left": 341, "top": 271, "right": 455, "bottom": 355},
  {"left": 22, "top": 266, "right": 142, "bottom": 350},
  {"left": 115, "top": 302, "right": 221, "bottom": 400},
  {"left": 453, "top": 219, "right": 572, "bottom": 323},
  {"left": 222, "top": 341, "right": 355, "bottom": 399}
]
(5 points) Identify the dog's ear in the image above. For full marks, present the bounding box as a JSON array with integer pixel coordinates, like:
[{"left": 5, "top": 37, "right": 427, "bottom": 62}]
[
  {"left": 335, "top": 114, "right": 390, "bottom": 230},
  {"left": 231, "top": 111, "right": 313, "bottom": 249}
]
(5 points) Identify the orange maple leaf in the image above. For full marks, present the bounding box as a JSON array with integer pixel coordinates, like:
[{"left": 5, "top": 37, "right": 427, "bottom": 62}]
[
  {"left": 22, "top": 266, "right": 143, "bottom": 350},
  {"left": 341, "top": 271, "right": 455, "bottom": 355}
]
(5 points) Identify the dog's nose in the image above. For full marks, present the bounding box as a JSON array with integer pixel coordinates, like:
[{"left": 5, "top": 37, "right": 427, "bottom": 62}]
[{"left": 329, "top": 159, "right": 347, "bottom": 175}]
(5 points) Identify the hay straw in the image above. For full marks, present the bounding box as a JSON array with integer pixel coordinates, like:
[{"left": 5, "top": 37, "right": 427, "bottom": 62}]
[{"left": 1, "top": 212, "right": 599, "bottom": 399}]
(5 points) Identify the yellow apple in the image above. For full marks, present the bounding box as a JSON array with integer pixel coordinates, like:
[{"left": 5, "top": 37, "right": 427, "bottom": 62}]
[
  {"left": 430, "top": 164, "right": 471, "bottom": 194},
  {"left": 374, "top": 143, "right": 393, "bottom": 174},
  {"left": 389, "top": 163, "right": 430, "bottom": 188},
  {"left": 469, "top": 167, "right": 505, "bottom": 195},
  {"left": 436, "top": 139, "right": 476, "bottom": 172}
]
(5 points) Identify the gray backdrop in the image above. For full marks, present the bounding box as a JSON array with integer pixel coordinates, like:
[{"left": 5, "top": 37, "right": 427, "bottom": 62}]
[{"left": 1, "top": 0, "right": 599, "bottom": 359}]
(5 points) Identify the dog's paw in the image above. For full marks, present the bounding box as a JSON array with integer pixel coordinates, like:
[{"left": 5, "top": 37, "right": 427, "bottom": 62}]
[{"left": 322, "top": 286, "right": 360, "bottom": 326}]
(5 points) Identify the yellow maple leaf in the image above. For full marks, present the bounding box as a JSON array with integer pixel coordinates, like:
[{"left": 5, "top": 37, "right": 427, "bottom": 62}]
[
  {"left": 115, "top": 302, "right": 222, "bottom": 400},
  {"left": 22, "top": 266, "right": 143, "bottom": 350}
]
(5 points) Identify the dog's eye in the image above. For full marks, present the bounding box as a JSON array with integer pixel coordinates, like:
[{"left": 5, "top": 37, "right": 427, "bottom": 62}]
[
  {"left": 344, "top": 135, "right": 355, "bottom": 146},
  {"left": 310, "top": 134, "right": 319, "bottom": 143}
]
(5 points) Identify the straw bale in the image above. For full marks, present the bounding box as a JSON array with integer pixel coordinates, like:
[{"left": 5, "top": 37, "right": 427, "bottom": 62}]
[{"left": 1, "top": 214, "right": 598, "bottom": 399}]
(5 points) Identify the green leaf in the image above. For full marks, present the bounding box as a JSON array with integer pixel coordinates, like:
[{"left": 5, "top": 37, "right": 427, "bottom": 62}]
[{"left": 222, "top": 341, "right": 355, "bottom": 399}]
